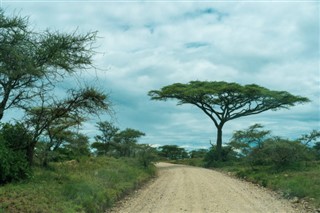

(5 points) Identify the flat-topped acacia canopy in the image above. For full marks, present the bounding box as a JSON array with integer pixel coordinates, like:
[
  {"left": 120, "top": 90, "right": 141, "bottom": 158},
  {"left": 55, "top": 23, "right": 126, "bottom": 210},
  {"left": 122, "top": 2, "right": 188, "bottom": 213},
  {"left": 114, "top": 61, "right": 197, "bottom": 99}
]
[{"left": 148, "top": 81, "right": 310, "bottom": 160}]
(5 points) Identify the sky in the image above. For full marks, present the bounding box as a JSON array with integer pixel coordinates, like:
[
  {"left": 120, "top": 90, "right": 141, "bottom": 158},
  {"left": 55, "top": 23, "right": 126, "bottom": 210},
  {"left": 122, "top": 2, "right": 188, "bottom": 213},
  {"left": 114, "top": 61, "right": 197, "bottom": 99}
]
[{"left": 2, "top": 0, "right": 319, "bottom": 150}]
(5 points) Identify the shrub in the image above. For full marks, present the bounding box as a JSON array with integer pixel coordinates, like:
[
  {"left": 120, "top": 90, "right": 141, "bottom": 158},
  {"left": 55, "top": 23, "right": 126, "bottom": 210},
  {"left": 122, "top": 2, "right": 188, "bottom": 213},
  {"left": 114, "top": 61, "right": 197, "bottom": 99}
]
[
  {"left": 137, "top": 144, "right": 158, "bottom": 168},
  {"left": 314, "top": 142, "right": 320, "bottom": 160},
  {"left": 204, "top": 145, "right": 237, "bottom": 167},
  {"left": 0, "top": 123, "right": 32, "bottom": 184},
  {"left": 252, "top": 138, "right": 310, "bottom": 169},
  {"left": 0, "top": 141, "right": 31, "bottom": 184}
]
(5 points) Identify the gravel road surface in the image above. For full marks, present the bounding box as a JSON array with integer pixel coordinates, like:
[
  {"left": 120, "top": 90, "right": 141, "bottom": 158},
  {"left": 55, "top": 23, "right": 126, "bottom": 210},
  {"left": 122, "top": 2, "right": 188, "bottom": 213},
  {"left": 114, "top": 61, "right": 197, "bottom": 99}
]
[{"left": 108, "top": 162, "right": 300, "bottom": 213}]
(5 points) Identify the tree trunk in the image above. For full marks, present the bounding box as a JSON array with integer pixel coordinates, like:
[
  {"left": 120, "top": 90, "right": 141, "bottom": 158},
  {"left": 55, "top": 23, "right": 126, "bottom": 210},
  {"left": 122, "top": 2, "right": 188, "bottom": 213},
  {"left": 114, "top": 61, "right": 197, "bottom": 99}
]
[
  {"left": 26, "top": 143, "right": 36, "bottom": 166},
  {"left": 216, "top": 127, "right": 223, "bottom": 161},
  {"left": 0, "top": 102, "right": 6, "bottom": 120},
  {"left": 42, "top": 147, "right": 51, "bottom": 167}
]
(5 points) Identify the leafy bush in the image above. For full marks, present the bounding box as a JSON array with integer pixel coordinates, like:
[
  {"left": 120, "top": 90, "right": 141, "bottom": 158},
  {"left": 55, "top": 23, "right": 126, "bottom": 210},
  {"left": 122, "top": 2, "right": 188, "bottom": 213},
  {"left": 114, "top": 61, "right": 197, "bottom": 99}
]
[
  {"left": 0, "top": 141, "right": 31, "bottom": 184},
  {"left": 158, "top": 145, "right": 188, "bottom": 160},
  {"left": 252, "top": 138, "right": 310, "bottom": 169},
  {"left": 137, "top": 144, "right": 158, "bottom": 168},
  {"left": 204, "top": 145, "right": 237, "bottom": 167},
  {"left": 0, "top": 123, "right": 32, "bottom": 184},
  {"left": 0, "top": 123, "right": 32, "bottom": 151},
  {"left": 314, "top": 142, "right": 320, "bottom": 160}
]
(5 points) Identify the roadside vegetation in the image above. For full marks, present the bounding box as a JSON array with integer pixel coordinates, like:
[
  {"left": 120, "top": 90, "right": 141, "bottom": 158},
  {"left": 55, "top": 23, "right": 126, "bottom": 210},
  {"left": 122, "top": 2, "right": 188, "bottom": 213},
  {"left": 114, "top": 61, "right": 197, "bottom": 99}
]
[
  {"left": 0, "top": 10, "right": 157, "bottom": 212},
  {"left": 0, "top": 157, "right": 156, "bottom": 213}
]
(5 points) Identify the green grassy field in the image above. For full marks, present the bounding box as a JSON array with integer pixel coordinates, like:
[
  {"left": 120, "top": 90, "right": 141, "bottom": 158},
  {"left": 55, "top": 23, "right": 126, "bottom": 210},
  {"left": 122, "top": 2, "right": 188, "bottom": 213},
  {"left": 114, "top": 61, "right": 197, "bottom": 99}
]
[{"left": 0, "top": 157, "right": 156, "bottom": 213}]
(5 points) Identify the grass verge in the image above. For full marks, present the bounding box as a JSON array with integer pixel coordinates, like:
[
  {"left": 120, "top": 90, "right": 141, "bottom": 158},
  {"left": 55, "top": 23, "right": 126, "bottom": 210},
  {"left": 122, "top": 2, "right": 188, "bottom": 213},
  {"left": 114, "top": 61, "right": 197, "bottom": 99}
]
[{"left": 0, "top": 157, "right": 156, "bottom": 213}]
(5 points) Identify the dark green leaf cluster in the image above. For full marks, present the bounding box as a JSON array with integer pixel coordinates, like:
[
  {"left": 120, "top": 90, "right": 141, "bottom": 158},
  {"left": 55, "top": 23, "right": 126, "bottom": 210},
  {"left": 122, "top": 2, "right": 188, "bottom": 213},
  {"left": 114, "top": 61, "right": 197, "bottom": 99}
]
[
  {"left": 0, "top": 9, "right": 98, "bottom": 120},
  {"left": 0, "top": 10, "right": 112, "bottom": 182},
  {"left": 158, "top": 145, "right": 188, "bottom": 160},
  {"left": 149, "top": 81, "right": 310, "bottom": 123},
  {"left": 0, "top": 123, "right": 32, "bottom": 184},
  {"left": 227, "top": 125, "right": 319, "bottom": 170},
  {"left": 204, "top": 145, "right": 237, "bottom": 167},
  {"left": 258, "top": 138, "right": 311, "bottom": 168},
  {"left": 23, "top": 87, "right": 110, "bottom": 166},
  {"left": 229, "top": 124, "right": 270, "bottom": 156},
  {"left": 92, "top": 121, "right": 146, "bottom": 158}
]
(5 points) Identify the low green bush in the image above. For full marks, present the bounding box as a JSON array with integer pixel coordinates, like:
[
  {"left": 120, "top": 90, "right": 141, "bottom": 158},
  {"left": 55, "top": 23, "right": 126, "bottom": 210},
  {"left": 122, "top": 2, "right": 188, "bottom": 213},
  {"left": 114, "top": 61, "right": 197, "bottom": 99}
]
[
  {"left": 0, "top": 142, "right": 31, "bottom": 184},
  {"left": 256, "top": 138, "right": 311, "bottom": 169}
]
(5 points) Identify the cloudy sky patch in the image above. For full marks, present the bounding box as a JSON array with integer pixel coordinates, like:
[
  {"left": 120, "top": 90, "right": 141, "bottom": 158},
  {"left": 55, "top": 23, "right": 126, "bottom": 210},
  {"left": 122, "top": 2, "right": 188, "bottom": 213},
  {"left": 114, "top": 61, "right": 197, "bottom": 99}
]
[{"left": 2, "top": 1, "right": 319, "bottom": 149}]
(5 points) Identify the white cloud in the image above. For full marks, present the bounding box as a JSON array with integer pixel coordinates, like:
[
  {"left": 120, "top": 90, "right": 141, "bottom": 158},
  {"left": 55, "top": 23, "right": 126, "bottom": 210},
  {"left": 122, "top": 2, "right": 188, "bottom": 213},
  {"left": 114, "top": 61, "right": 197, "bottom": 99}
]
[{"left": 3, "top": 1, "right": 319, "bottom": 149}]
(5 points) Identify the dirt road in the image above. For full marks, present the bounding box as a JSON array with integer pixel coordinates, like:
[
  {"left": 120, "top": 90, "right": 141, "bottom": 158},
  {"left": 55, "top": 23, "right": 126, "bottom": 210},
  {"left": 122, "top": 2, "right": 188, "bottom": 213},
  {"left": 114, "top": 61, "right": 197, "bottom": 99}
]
[{"left": 109, "top": 163, "right": 300, "bottom": 213}]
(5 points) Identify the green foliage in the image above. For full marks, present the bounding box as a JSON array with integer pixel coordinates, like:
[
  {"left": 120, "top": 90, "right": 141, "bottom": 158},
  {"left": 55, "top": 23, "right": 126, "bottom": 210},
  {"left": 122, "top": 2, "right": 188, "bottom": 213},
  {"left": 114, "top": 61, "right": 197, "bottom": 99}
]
[
  {"left": 158, "top": 145, "right": 188, "bottom": 160},
  {"left": 0, "top": 122, "right": 32, "bottom": 152},
  {"left": 136, "top": 144, "right": 159, "bottom": 168},
  {"left": 0, "top": 142, "right": 31, "bottom": 184},
  {"left": 148, "top": 81, "right": 310, "bottom": 160},
  {"left": 114, "top": 128, "right": 145, "bottom": 157},
  {"left": 93, "top": 121, "right": 119, "bottom": 156},
  {"left": 0, "top": 9, "right": 98, "bottom": 120},
  {"left": 314, "top": 142, "right": 320, "bottom": 160},
  {"left": 24, "top": 86, "right": 110, "bottom": 166},
  {"left": 298, "top": 130, "right": 320, "bottom": 160},
  {"left": 34, "top": 133, "right": 91, "bottom": 166},
  {"left": 148, "top": 81, "right": 310, "bottom": 107},
  {"left": 91, "top": 141, "right": 109, "bottom": 156},
  {"left": 0, "top": 9, "right": 111, "bottom": 167},
  {"left": 204, "top": 145, "right": 237, "bottom": 167},
  {"left": 298, "top": 130, "right": 320, "bottom": 146},
  {"left": 228, "top": 125, "right": 316, "bottom": 169},
  {"left": 189, "top": 149, "right": 208, "bottom": 158},
  {"left": 0, "top": 157, "right": 156, "bottom": 212},
  {"left": 0, "top": 123, "right": 32, "bottom": 184},
  {"left": 92, "top": 122, "right": 145, "bottom": 158},
  {"left": 228, "top": 123, "right": 270, "bottom": 157},
  {"left": 1, "top": 10, "right": 111, "bottom": 167},
  {"left": 253, "top": 138, "right": 311, "bottom": 169}
]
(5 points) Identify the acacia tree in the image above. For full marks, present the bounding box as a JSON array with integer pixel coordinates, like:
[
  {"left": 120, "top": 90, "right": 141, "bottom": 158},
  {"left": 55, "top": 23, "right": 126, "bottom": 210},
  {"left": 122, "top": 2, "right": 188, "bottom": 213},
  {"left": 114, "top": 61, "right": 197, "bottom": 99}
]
[
  {"left": 0, "top": 10, "right": 97, "bottom": 120},
  {"left": 24, "top": 87, "right": 110, "bottom": 165},
  {"left": 114, "top": 128, "right": 145, "bottom": 157},
  {"left": 63, "top": 133, "right": 91, "bottom": 159},
  {"left": 93, "top": 121, "right": 119, "bottom": 156},
  {"left": 298, "top": 130, "right": 320, "bottom": 146},
  {"left": 228, "top": 123, "right": 270, "bottom": 157},
  {"left": 148, "top": 81, "right": 310, "bottom": 160}
]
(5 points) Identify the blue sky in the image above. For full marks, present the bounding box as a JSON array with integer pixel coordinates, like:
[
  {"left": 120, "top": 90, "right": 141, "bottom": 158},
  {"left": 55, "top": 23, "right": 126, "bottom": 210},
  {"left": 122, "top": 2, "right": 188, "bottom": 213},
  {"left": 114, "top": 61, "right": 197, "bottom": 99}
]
[{"left": 2, "top": 1, "right": 319, "bottom": 149}]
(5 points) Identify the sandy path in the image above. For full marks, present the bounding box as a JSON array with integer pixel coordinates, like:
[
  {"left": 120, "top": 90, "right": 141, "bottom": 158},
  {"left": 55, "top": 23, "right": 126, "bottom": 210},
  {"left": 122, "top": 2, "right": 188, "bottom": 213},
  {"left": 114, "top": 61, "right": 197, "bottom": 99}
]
[{"left": 108, "top": 163, "right": 300, "bottom": 213}]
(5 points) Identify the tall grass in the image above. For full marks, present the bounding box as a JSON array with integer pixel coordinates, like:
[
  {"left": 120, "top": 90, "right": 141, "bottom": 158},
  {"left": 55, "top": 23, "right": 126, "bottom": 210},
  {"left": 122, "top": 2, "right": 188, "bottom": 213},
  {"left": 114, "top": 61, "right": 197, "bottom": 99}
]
[{"left": 0, "top": 157, "right": 156, "bottom": 212}]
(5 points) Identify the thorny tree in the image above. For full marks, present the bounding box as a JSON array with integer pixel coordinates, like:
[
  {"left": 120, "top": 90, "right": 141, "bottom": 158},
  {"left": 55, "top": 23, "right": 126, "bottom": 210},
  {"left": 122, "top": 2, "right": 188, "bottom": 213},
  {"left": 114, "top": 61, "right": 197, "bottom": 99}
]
[
  {"left": 148, "top": 81, "right": 310, "bottom": 160},
  {"left": 0, "top": 10, "right": 97, "bottom": 120},
  {"left": 24, "top": 87, "right": 110, "bottom": 165}
]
